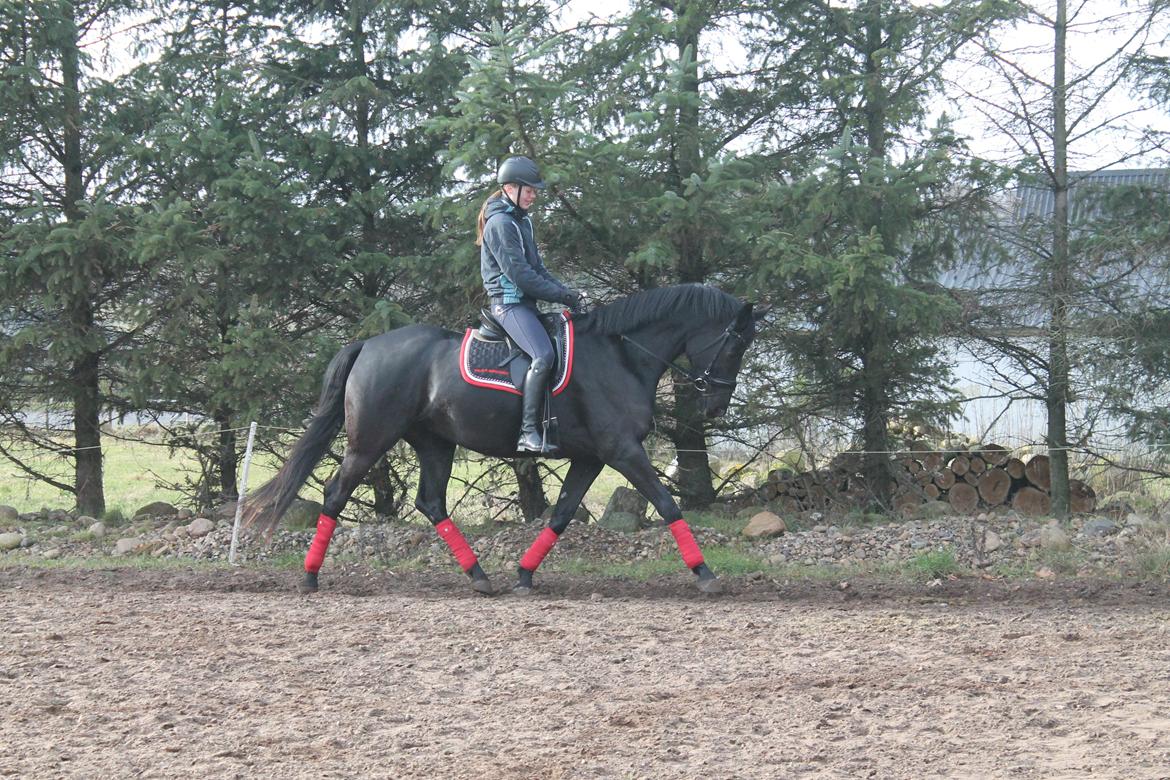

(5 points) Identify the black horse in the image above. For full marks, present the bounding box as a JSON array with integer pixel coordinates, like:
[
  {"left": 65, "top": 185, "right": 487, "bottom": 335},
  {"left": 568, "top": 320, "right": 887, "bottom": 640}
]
[{"left": 243, "top": 284, "right": 763, "bottom": 595}]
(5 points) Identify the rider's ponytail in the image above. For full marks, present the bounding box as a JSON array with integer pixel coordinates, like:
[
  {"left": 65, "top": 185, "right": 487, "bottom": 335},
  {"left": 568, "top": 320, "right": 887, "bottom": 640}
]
[{"left": 475, "top": 189, "right": 503, "bottom": 247}]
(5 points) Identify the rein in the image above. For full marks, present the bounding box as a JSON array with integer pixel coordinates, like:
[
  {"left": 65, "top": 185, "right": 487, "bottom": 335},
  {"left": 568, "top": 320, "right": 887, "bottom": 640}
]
[{"left": 620, "top": 320, "right": 745, "bottom": 393}]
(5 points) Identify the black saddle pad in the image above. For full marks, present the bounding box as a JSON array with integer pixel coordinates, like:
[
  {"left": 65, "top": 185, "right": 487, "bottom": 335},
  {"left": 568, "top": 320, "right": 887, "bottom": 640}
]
[{"left": 460, "top": 312, "right": 574, "bottom": 395}]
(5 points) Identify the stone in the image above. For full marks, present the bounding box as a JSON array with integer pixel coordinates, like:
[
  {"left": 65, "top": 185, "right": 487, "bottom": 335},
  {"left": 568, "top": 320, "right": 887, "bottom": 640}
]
[
  {"left": 284, "top": 499, "right": 324, "bottom": 531},
  {"left": 983, "top": 530, "right": 1003, "bottom": 553},
  {"left": 600, "top": 487, "right": 648, "bottom": 530},
  {"left": 597, "top": 510, "right": 641, "bottom": 533},
  {"left": 0, "top": 532, "right": 24, "bottom": 551},
  {"left": 1081, "top": 518, "right": 1119, "bottom": 537},
  {"left": 1018, "top": 528, "right": 1044, "bottom": 548},
  {"left": 41, "top": 547, "right": 61, "bottom": 560},
  {"left": 1124, "top": 512, "right": 1152, "bottom": 528},
  {"left": 215, "top": 501, "right": 239, "bottom": 520},
  {"left": 186, "top": 517, "right": 215, "bottom": 539},
  {"left": 113, "top": 537, "right": 144, "bottom": 556},
  {"left": 1039, "top": 524, "right": 1071, "bottom": 551},
  {"left": 88, "top": 521, "right": 106, "bottom": 539},
  {"left": 0, "top": 505, "right": 18, "bottom": 522},
  {"left": 916, "top": 501, "right": 953, "bottom": 520},
  {"left": 176, "top": 508, "right": 194, "bottom": 520},
  {"left": 743, "top": 511, "right": 787, "bottom": 539},
  {"left": 134, "top": 501, "right": 178, "bottom": 518}
]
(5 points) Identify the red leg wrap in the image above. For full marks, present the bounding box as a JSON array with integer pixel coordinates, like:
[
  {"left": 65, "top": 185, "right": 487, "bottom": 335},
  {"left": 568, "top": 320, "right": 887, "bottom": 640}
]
[
  {"left": 669, "top": 519, "right": 704, "bottom": 569},
  {"left": 304, "top": 514, "right": 337, "bottom": 573},
  {"left": 520, "top": 527, "right": 559, "bottom": 572},
  {"left": 435, "top": 518, "right": 478, "bottom": 572}
]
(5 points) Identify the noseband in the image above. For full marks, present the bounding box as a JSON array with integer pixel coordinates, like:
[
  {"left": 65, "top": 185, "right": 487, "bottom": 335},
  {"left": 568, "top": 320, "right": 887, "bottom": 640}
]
[{"left": 620, "top": 319, "right": 747, "bottom": 393}]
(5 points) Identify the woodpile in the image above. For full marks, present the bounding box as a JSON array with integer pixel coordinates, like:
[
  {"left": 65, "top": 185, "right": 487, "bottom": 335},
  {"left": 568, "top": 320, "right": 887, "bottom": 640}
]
[{"left": 756, "top": 445, "right": 1096, "bottom": 517}]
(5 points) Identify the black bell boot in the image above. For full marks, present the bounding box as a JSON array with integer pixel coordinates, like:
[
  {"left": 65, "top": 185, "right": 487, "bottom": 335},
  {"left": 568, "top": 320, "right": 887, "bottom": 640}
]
[{"left": 517, "top": 357, "right": 551, "bottom": 453}]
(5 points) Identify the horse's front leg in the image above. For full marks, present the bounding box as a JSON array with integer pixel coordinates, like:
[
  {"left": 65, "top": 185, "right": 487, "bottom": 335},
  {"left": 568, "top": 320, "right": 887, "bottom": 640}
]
[
  {"left": 607, "top": 445, "right": 722, "bottom": 594},
  {"left": 513, "top": 457, "right": 603, "bottom": 595}
]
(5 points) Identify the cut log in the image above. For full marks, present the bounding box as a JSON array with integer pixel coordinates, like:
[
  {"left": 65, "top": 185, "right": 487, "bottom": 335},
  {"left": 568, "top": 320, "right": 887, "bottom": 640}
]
[
  {"left": 948, "top": 482, "right": 979, "bottom": 514},
  {"left": 948, "top": 455, "right": 970, "bottom": 476},
  {"left": 1069, "top": 479, "right": 1097, "bottom": 514},
  {"left": 1012, "top": 485, "right": 1051, "bottom": 516},
  {"left": 977, "top": 468, "right": 1012, "bottom": 506},
  {"left": 968, "top": 457, "right": 987, "bottom": 476},
  {"left": 1024, "top": 454, "right": 1051, "bottom": 491},
  {"left": 922, "top": 452, "right": 943, "bottom": 472},
  {"left": 934, "top": 468, "right": 956, "bottom": 490},
  {"left": 978, "top": 444, "right": 1011, "bottom": 466},
  {"left": 1004, "top": 457, "right": 1026, "bottom": 480},
  {"left": 963, "top": 471, "right": 979, "bottom": 486},
  {"left": 923, "top": 483, "right": 941, "bottom": 500},
  {"left": 916, "top": 470, "right": 935, "bottom": 486}
]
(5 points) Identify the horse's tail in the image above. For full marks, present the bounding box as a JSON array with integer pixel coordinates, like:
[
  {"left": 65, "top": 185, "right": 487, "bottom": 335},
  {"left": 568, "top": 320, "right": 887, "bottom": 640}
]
[{"left": 243, "top": 341, "right": 365, "bottom": 536}]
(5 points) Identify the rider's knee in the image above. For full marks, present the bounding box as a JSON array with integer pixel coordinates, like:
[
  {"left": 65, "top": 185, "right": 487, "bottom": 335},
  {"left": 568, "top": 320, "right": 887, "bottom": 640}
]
[{"left": 529, "top": 354, "right": 552, "bottom": 375}]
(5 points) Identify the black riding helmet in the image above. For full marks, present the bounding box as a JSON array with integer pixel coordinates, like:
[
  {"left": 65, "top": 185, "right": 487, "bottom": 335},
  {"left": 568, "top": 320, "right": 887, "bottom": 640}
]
[{"left": 497, "top": 156, "right": 546, "bottom": 189}]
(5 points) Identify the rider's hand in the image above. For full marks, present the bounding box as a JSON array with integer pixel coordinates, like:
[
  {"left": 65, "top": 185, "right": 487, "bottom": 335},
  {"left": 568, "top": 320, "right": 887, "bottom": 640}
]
[{"left": 567, "top": 291, "right": 592, "bottom": 314}]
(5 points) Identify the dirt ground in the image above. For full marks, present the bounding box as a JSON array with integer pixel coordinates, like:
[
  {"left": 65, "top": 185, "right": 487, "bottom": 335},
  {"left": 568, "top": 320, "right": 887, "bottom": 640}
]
[{"left": 2, "top": 564, "right": 1170, "bottom": 779}]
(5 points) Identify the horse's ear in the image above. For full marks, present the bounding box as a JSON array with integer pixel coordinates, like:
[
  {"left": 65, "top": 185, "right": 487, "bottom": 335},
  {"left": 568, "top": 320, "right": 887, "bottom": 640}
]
[{"left": 737, "top": 301, "right": 771, "bottom": 329}]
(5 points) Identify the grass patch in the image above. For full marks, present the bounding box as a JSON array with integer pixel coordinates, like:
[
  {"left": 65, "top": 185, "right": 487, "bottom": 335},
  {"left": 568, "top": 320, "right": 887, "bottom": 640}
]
[
  {"left": 0, "top": 554, "right": 229, "bottom": 572},
  {"left": 907, "top": 549, "right": 963, "bottom": 580}
]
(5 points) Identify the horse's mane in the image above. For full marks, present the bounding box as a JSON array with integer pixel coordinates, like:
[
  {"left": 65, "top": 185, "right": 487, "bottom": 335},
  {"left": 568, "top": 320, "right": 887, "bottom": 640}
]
[{"left": 574, "top": 284, "right": 742, "bottom": 335}]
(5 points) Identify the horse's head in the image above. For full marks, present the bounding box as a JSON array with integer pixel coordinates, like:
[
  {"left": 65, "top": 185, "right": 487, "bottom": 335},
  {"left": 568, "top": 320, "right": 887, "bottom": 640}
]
[{"left": 684, "top": 301, "right": 767, "bottom": 418}]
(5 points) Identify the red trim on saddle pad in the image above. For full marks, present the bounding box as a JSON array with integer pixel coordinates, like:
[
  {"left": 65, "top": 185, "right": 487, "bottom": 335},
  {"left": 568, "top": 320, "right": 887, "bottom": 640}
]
[
  {"left": 304, "top": 514, "right": 338, "bottom": 573},
  {"left": 435, "top": 518, "right": 478, "bottom": 572},
  {"left": 669, "top": 519, "right": 704, "bottom": 569},
  {"left": 459, "top": 312, "right": 574, "bottom": 395},
  {"left": 520, "top": 527, "right": 559, "bottom": 571}
]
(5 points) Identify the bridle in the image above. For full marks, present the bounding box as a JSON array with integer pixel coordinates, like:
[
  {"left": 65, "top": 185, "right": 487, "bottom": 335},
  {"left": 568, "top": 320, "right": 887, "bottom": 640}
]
[{"left": 620, "top": 319, "right": 748, "bottom": 393}]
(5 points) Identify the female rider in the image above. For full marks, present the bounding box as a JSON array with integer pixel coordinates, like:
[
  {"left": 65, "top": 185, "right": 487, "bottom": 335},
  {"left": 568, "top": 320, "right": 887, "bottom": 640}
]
[{"left": 477, "top": 156, "right": 585, "bottom": 453}]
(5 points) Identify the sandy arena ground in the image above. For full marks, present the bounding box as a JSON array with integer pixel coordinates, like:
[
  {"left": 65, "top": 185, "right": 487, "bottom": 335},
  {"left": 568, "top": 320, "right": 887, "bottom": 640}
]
[{"left": 2, "top": 564, "right": 1170, "bottom": 779}]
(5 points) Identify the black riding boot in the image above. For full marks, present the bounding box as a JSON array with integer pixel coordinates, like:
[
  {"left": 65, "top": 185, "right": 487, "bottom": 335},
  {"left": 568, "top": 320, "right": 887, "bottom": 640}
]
[{"left": 517, "top": 356, "right": 551, "bottom": 453}]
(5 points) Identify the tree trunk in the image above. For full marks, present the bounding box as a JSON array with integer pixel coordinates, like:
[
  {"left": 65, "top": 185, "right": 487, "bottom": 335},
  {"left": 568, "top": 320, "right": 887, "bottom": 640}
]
[
  {"left": 1047, "top": 0, "right": 1071, "bottom": 518},
  {"left": 512, "top": 460, "right": 548, "bottom": 522},
  {"left": 665, "top": 4, "right": 716, "bottom": 510},
  {"left": 671, "top": 379, "right": 717, "bottom": 509},
  {"left": 215, "top": 413, "right": 238, "bottom": 500},
  {"left": 62, "top": 6, "right": 104, "bottom": 517}
]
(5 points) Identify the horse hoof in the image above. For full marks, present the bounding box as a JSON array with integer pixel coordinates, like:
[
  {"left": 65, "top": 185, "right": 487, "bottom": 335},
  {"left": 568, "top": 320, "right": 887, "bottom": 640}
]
[
  {"left": 512, "top": 584, "right": 533, "bottom": 597},
  {"left": 697, "top": 577, "right": 723, "bottom": 595},
  {"left": 297, "top": 572, "right": 319, "bottom": 594},
  {"left": 471, "top": 578, "right": 495, "bottom": 596}
]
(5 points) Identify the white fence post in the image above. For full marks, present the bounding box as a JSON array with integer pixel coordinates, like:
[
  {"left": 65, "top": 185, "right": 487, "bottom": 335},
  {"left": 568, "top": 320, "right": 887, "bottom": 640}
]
[{"left": 229, "top": 421, "right": 258, "bottom": 565}]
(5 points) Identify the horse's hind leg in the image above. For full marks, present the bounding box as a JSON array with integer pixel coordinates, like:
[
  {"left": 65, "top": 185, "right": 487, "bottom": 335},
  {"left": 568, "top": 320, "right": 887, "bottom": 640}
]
[
  {"left": 514, "top": 456, "right": 603, "bottom": 595},
  {"left": 299, "top": 444, "right": 389, "bottom": 594},
  {"left": 407, "top": 429, "right": 494, "bottom": 595}
]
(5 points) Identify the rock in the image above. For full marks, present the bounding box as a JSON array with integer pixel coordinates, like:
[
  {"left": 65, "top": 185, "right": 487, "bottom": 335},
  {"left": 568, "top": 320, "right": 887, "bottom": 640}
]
[
  {"left": 1081, "top": 518, "right": 1119, "bottom": 537},
  {"left": 41, "top": 547, "right": 61, "bottom": 560},
  {"left": 1124, "top": 512, "right": 1152, "bottom": 528},
  {"left": 88, "top": 521, "right": 107, "bottom": 539},
  {"left": 48, "top": 509, "right": 71, "bottom": 522},
  {"left": 113, "top": 537, "right": 144, "bottom": 556},
  {"left": 983, "top": 530, "right": 1003, "bottom": 553},
  {"left": 743, "top": 511, "right": 787, "bottom": 539},
  {"left": 76, "top": 515, "right": 97, "bottom": 527},
  {"left": 284, "top": 499, "right": 324, "bottom": 531},
  {"left": 597, "top": 511, "right": 641, "bottom": 533},
  {"left": 176, "top": 508, "right": 194, "bottom": 520},
  {"left": 1019, "top": 528, "right": 1044, "bottom": 548},
  {"left": 134, "top": 501, "right": 178, "bottom": 518},
  {"left": 0, "top": 532, "right": 24, "bottom": 551},
  {"left": 1035, "top": 566, "right": 1056, "bottom": 579},
  {"left": 1039, "top": 524, "right": 1071, "bottom": 551},
  {"left": 0, "top": 505, "right": 18, "bottom": 522},
  {"left": 915, "top": 501, "right": 953, "bottom": 520},
  {"left": 215, "top": 501, "right": 239, "bottom": 520},
  {"left": 186, "top": 517, "right": 215, "bottom": 539},
  {"left": 600, "top": 487, "right": 648, "bottom": 530}
]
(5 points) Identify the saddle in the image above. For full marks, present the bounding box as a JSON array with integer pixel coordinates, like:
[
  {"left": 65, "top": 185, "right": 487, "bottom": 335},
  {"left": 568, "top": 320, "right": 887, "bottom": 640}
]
[{"left": 459, "top": 309, "right": 574, "bottom": 396}]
